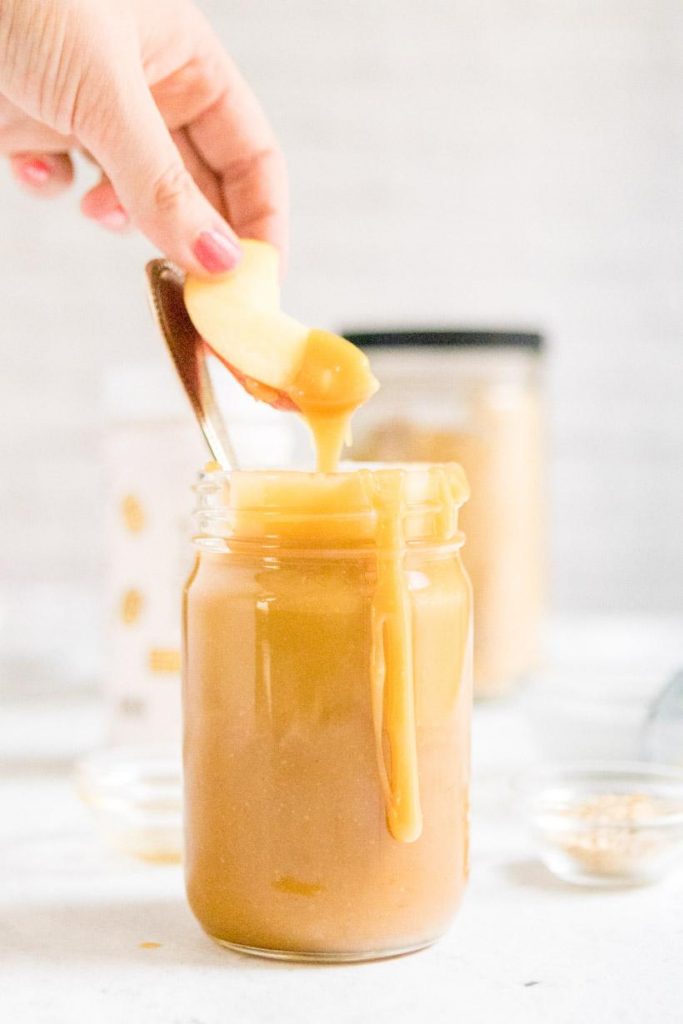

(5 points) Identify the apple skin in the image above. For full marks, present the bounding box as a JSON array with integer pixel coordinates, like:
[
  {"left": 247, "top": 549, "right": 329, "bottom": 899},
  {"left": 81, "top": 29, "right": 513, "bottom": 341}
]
[{"left": 208, "top": 344, "right": 299, "bottom": 412}]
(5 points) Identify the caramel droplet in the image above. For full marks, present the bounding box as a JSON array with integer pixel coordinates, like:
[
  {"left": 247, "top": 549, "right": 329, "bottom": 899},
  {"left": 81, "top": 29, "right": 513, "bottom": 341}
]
[{"left": 273, "top": 875, "right": 324, "bottom": 897}]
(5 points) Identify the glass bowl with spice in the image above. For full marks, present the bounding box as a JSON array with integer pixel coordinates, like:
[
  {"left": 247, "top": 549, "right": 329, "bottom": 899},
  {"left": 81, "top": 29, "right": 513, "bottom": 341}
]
[{"left": 519, "top": 762, "right": 683, "bottom": 887}]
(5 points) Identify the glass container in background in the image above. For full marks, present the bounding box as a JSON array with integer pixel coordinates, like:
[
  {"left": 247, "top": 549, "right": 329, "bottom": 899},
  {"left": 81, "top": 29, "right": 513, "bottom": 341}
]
[
  {"left": 77, "top": 361, "right": 296, "bottom": 860},
  {"left": 347, "top": 331, "right": 544, "bottom": 699}
]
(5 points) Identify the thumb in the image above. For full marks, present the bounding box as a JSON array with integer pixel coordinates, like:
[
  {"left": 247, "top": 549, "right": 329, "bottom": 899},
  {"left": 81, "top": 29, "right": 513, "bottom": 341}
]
[{"left": 79, "top": 72, "right": 241, "bottom": 275}]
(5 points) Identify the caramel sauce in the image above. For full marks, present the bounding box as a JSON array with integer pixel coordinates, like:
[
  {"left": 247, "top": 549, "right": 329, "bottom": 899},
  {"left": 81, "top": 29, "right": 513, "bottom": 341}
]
[
  {"left": 224, "top": 327, "right": 379, "bottom": 471},
  {"left": 369, "top": 471, "right": 421, "bottom": 842},
  {"left": 273, "top": 876, "right": 325, "bottom": 897},
  {"left": 184, "top": 464, "right": 472, "bottom": 952},
  {"left": 288, "top": 327, "right": 376, "bottom": 472},
  {"left": 215, "top": 464, "right": 468, "bottom": 845}
]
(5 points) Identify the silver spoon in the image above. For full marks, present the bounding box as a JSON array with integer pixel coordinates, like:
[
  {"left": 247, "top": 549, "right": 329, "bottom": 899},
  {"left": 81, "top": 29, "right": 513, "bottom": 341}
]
[
  {"left": 642, "top": 668, "right": 683, "bottom": 766},
  {"left": 145, "top": 259, "right": 237, "bottom": 469}
]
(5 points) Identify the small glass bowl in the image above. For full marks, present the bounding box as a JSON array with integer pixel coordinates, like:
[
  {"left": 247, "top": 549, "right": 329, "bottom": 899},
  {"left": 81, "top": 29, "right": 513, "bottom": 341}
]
[
  {"left": 519, "top": 762, "right": 683, "bottom": 887},
  {"left": 75, "top": 747, "right": 183, "bottom": 863}
]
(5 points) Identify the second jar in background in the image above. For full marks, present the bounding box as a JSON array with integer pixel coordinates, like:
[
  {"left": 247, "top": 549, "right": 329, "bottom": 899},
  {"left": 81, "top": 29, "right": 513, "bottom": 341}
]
[{"left": 347, "top": 331, "right": 543, "bottom": 699}]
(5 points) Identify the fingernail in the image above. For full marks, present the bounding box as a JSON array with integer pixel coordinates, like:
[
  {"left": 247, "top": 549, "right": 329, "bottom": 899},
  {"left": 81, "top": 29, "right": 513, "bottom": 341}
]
[
  {"left": 98, "top": 206, "right": 129, "bottom": 231},
  {"left": 193, "top": 228, "right": 241, "bottom": 273},
  {"left": 20, "top": 159, "right": 52, "bottom": 185}
]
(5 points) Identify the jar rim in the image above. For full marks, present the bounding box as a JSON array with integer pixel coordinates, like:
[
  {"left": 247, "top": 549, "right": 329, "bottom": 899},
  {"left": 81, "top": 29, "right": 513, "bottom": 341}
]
[{"left": 193, "top": 461, "right": 469, "bottom": 550}]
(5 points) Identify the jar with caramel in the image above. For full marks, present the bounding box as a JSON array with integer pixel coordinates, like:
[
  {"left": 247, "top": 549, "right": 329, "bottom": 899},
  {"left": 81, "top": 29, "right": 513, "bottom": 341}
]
[
  {"left": 183, "top": 463, "right": 472, "bottom": 960},
  {"left": 346, "top": 331, "right": 544, "bottom": 699}
]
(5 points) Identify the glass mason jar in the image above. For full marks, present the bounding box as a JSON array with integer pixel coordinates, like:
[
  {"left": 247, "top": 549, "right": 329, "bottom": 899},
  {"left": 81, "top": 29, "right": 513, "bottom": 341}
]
[
  {"left": 183, "top": 463, "right": 472, "bottom": 961},
  {"left": 346, "top": 331, "right": 544, "bottom": 700}
]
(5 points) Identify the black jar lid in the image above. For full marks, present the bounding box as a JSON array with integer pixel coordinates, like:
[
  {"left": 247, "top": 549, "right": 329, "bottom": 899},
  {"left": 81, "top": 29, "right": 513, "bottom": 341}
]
[{"left": 343, "top": 329, "right": 543, "bottom": 351}]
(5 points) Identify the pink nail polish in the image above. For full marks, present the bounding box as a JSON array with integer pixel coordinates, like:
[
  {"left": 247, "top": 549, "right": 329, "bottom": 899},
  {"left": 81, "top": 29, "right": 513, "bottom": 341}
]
[
  {"left": 98, "top": 207, "right": 129, "bottom": 231},
  {"left": 193, "top": 229, "right": 241, "bottom": 273},
  {"left": 20, "top": 159, "right": 51, "bottom": 185}
]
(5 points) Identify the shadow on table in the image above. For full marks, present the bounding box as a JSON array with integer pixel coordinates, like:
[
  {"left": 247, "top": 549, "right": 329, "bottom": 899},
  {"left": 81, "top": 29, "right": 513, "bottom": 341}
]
[
  {"left": 502, "top": 858, "right": 623, "bottom": 896},
  {"left": 0, "top": 754, "right": 78, "bottom": 779},
  {"left": 1, "top": 895, "right": 430, "bottom": 971},
  {"left": 0, "top": 897, "right": 295, "bottom": 971}
]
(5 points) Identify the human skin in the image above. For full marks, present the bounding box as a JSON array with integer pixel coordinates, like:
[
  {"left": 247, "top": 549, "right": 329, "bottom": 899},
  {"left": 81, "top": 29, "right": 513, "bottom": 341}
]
[{"left": 0, "top": 0, "right": 288, "bottom": 274}]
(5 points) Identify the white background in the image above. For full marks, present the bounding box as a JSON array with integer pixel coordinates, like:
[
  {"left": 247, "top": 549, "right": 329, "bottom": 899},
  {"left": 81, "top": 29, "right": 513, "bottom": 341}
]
[{"left": 1, "top": 0, "right": 683, "bottom": 686}]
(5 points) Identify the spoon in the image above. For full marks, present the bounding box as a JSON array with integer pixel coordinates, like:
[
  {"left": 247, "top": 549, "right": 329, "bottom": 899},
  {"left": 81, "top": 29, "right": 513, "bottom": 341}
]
[
  {"left": 145, "top": 259, "right": 237, "bottom": 469},
  {"left": 642, "top": 668, "right": 683, "bottom": 766}
]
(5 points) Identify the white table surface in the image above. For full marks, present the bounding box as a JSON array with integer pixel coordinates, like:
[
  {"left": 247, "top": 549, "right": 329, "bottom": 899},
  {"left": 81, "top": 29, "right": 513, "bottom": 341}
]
[{"left": 2, "top": 644, "right": 683, "bottom": 1024}]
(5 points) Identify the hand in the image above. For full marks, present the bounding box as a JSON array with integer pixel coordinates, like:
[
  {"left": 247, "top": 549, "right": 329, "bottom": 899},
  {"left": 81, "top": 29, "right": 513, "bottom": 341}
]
[{"left": 0, "top": 0, "right": 288, "bottom": 274}]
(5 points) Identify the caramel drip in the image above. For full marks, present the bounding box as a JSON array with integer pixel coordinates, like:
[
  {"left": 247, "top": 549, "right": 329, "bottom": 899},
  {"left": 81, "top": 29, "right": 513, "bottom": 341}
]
[
  {"left": 273, "top": 875, "right": 324, "bottom": 897},
  {"left": 369, "top": 472, "right": 422, "bottom": 843},
  {"left": 304, "top": 410, "right": 353, "bottom": 475},
  {"left": 289, "top": 328, "right": 376, "bottom": 473}
]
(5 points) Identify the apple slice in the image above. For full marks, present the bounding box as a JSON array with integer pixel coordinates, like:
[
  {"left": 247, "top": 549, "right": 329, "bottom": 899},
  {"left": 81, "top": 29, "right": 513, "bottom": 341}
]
[
  {"left": 184, "top": 240, "right": 309, "bottom": 399},
  {"left": 218, "top": 357, "right": 299, "bottom": 412},
  {"left": 184, "top": 240, "right": 378, "bottom": 416}
]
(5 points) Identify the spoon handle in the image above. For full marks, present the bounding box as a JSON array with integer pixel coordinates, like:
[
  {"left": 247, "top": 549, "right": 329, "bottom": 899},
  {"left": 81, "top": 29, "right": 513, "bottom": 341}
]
[{"left": 145, "top": 259, "right": 237, "bottom": 470}]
